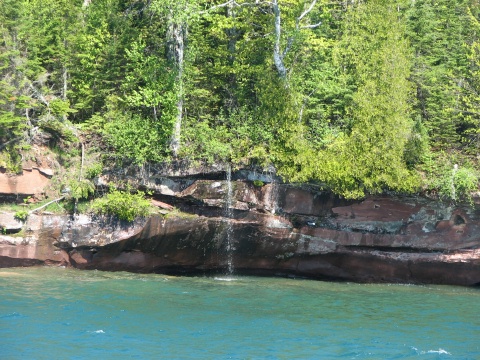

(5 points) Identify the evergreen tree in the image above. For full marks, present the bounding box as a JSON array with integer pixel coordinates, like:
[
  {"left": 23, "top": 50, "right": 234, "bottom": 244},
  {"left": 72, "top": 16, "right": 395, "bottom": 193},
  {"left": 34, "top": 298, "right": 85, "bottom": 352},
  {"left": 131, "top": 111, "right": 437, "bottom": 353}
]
[
  {"left": 406, "top": 0, "right": 474, "bottom": 149},
  {"left": 0, "top": 0, "right": 25, "bottom": 141},
  {"left": 278, "top": 0, "right": 418, "bottom": 198},
  {"left": 0, "top": 0, "right": 477, "bottom": 198},
  {"left": 460, "top": 1, "right": 480, "bottom": 151}
]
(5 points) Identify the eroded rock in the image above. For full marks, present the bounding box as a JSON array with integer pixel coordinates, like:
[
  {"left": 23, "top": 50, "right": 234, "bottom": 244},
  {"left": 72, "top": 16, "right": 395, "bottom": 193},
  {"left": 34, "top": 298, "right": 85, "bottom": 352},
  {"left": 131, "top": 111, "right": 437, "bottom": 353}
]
[
  {"left": 0, "top": 212, "right": 24, "bottom": 233},
  {"left": 0, "top": 173, "right": 479, "bottom": 286},
  {"left": 0, "top": 167, "right": 51, "bottom": 198}
]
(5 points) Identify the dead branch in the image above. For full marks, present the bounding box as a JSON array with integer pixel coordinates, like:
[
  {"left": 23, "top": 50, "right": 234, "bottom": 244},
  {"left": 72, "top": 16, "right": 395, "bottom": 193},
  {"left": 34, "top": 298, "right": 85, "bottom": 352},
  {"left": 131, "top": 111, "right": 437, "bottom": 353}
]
[{"left": 29, "top": 196, "right": 65, "bottom": 214}]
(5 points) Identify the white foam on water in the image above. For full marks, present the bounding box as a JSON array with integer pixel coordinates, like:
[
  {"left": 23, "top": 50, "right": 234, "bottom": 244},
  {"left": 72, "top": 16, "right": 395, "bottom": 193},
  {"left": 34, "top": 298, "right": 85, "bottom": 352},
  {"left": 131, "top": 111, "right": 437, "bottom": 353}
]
[
  {"left": 91, "top": 330, "right": 105, "bottom": 334},
  {"left": 410, "top": 346, "right": 451, "bottom": 356},
  {"left": 214, "top": 277, "right": 236, "bottom": 282},
  {"left": 426, "top": 349, "right": 451, "bottom": 355}
]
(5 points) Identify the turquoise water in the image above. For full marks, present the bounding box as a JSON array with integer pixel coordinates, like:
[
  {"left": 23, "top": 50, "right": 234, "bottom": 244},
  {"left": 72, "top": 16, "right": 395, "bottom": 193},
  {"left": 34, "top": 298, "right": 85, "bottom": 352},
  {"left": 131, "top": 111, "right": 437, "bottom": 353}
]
[{"left": 1, "top": 267, "right": 479, "bottom": 359}]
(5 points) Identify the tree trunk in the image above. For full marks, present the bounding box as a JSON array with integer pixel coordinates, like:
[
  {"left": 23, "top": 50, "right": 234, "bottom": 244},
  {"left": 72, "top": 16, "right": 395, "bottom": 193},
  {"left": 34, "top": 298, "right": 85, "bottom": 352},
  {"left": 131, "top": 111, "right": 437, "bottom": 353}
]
[
  {"left": 62, "top": 66, "right": 68, "bottom": 101},
  {"left": 226, "top": 2, "right": 237, "bottom": 66},
  {"left": 272, "top": 0, "right": 320, "bottom": 79},
  {"left": 226, "top": 1, "right": 238, "bottom": 110},
  {"left": 272, "top": 0, "right": 287, "bottom": 79},
  {"left": 168, "top": 22, "right": 185, "bottom": 158}
]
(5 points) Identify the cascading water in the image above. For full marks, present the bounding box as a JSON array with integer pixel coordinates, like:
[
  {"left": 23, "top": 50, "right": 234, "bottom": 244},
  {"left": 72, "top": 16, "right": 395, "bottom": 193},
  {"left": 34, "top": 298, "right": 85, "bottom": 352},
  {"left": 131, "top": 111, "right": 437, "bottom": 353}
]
[
  {"left": 269, "top": 180, "right": 279, "bottom": 215},
  {"left": 224, "top": 164, "right": 234, "bottom": 275}
]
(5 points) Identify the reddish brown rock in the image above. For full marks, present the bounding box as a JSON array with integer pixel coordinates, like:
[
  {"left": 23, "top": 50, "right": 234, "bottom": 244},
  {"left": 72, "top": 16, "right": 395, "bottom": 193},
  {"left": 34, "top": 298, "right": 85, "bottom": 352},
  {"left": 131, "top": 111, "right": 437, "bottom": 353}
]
[
  {"left": 151, "top": 199, "right": 174, "bottom": 210},
  {"left": 0, "top": 219, "right": 69, "bottom": 268},
  {"left": 0, "top": 168, "right": 51, "bottom": 197},
  {"left": 0, "top": 173, "right": 479, "bottom": 286},
  {"left": 0, "top": 212, "right": 24, "bottom": 232}
]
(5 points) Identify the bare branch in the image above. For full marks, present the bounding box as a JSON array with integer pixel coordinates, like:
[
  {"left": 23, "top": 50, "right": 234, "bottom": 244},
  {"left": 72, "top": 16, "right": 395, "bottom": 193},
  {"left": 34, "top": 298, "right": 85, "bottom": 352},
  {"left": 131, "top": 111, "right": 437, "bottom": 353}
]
[
  {"left": 79, "top": 143, "right": 85, "bottom": 180},
  {"left": 27, "top": 82, "right": 49, "bottom": 106},
  {"left": 199, "top": 0, "right": 234, "bottom": 14},
  {"left": 199, "top": 0, "right": 273, "bottom": 14},
  {"left": 282, "top": 37, "right": 293, "bottom": 58},
  {"left": 301, "top": 21, "right": 322, "bottom": 29},
  {"left": 297, "top": 0, "right": 317, "bottom": 23},
  {"left": 29, "top": 196, "right": 65, "bottom": 214},
  {"left": 239, "top": 1, "right": 274, "bottom": 5}
]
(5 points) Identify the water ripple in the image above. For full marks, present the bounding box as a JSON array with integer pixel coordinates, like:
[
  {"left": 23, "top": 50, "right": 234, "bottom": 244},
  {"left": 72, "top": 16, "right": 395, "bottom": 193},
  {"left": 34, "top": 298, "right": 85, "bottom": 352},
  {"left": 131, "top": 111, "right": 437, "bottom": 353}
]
[
  {"left": 0, "top": 312, "right": 24, "bottom": 319},
  {"left": 0, "top": 267, "right": 478, "bottom": 359}
]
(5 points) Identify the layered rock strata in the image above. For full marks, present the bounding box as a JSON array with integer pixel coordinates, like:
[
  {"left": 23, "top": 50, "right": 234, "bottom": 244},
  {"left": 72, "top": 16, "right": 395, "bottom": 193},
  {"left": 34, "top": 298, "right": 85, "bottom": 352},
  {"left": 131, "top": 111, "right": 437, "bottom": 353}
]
[
  {"left": 1, "top": 169, "right": 479, "bottom": 285},
  {"left": 0, "top": 167, "right": 52, "bottom": 201}
]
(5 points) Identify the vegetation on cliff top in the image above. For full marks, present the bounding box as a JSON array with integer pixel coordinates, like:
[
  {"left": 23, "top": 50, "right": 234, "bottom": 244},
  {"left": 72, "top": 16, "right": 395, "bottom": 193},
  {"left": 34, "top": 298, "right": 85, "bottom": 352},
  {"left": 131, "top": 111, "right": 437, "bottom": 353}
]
[{"left": 0, "top": 0, "right": 479, "bottom": 202}]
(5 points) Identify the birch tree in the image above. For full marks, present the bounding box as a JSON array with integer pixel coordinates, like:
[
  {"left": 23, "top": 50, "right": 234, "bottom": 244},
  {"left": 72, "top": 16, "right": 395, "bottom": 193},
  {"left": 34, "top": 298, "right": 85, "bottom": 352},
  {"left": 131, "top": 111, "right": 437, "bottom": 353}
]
[
  {"left": 271, "top": 0, "right": 321, "bottom": 78},
  {"left": 150, "top": 0, "right": 200, "bottom": 158},
  {"left": 208, "top": 0, "right": 322, "bottom": 79}
]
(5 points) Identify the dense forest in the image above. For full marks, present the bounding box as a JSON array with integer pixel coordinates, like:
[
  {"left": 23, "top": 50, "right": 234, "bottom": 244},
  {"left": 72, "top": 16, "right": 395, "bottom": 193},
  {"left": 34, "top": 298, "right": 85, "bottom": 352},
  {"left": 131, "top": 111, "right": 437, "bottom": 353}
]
[{"left": 1, "top": 0, "right": 479, "bottom": 201}]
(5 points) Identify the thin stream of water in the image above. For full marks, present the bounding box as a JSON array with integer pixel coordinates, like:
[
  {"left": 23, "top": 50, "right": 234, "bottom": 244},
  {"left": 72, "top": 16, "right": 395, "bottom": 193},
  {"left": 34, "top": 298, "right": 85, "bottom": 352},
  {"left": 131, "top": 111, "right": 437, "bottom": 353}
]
[
  {"left": 269, "top": 180, "right": 279, "bottom": 215},
  {"left": 224, "top": 164, "right": 234, "bottom": 275}
]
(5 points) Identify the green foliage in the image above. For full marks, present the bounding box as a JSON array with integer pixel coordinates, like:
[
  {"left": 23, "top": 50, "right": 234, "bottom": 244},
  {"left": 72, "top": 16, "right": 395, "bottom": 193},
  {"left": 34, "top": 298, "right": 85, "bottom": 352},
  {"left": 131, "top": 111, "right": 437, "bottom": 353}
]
[
  {"left": 49, "top": 99, "right": 76, "bottom": 117},
  {"left": 0, "top": 147, "right": 22, "bottom": 173},
  {"left": 180, "top": 120, "right": 232, "bottom": 163},
  {"left": 0, "top": 0, "right": 27, "bottom": 142},
  {"left": 89, "top": 95, "right": 170, "bottom": 164},
  {"left": 277, "top": 0, "right": 420, "bottom": 199},
  {"left": 460, "top": 5, "right": 480, "bottom": 152},
  {"left": 14, "top": 209, "right": 29, "bottom": 221},
  {"left": 68, "top": 179, "right": 95, "bottom": 201},
  {"left": 104, "top": 113, "right": 168, "bottom": 164},
  {"left": 451, "top": 167, "right": 478, "bottom": 205},
  {"left": 406, "top": 0, "right": 476, "bottom": 150},
  {"left": 85, "top": 162, "right": 103, "bottom": 179},
  {"left": 39, "top": 119, "right": 78, "bottom": 144},
  {"left": 404, "top": 117, "right": 430, "bottom": 168},
  {"left": 253, "top": 180, "right": 264, "bottom": 187},
  {"left": 91, "top": 188, "right": 152, "bottom": 222},
  {"left": 421, "top": 152, "right": 479, "bottom": 204},
  {"left": 0, "top": 0, "right": 478, "bottom": 201}
]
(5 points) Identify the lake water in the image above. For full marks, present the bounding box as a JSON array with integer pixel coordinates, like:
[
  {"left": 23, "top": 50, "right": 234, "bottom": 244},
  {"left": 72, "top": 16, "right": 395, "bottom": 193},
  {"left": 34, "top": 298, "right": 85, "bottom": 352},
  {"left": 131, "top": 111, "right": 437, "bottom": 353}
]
[{"left": 1, "top": 267, "right": 479, "bottom": 359}]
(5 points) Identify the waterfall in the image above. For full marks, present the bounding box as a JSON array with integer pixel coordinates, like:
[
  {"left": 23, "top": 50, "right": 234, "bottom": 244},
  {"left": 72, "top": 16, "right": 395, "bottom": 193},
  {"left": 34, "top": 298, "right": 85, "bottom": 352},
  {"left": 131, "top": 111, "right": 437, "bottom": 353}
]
[
  {"left": 224, "top": 164, "right": 234, "bottom": 275},
  {"left": 267, "top": 168, "right": 281, "bottom": 216},
  {"left": 269, "top": 180, "right": 278, "bottom": 215}
]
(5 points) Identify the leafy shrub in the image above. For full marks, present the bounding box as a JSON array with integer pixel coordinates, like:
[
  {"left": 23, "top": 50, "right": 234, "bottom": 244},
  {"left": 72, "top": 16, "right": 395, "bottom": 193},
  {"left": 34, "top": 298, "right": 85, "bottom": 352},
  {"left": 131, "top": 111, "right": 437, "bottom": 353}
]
[
  {"left": 14, "top": 209, "right": 29, "bottom": 221},
  {"left": 85, "top": 162, "right": 103, "bottom": 179},
  {"left": 0, "top": 147, "right": 22, "bottom": 173},
  {"left": 104, "top": 112, "right": 169, "bottom": 164},
  {"left": 438, "top": 166, "right": 478, "bottom": 205},
  {"left": 39, "top": 118, "right": 78, "bottom": 144},
  {"left": 91, "top": 188, "right": 151, "bottom": 221},
  {"left": 453, "top": 167, "right": 478, "bottom": 201},
  {"left": 253, "top": 180, "right": 264, "bottom": 187},
  {"left": 404, "top": 117, "right": 429, "bottom": 168},
  {"left": 49, "top": 99, "right": 76, "bottom": 117},
  {"left": 180, "top": 121, "right": 232, "bottom": 163},
  {"left": 68, "top": 179, "right": 95, "bottom": 200},
  {"left": 422, "top": 152, "right": 479, "bottom": 204}
]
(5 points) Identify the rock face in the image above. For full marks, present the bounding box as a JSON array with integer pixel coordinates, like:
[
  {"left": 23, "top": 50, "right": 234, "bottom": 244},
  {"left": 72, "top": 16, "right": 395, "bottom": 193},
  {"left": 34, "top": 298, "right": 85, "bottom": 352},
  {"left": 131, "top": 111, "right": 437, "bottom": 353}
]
[
  {"left": 0, "top": 167, "right": 52, "bottom": 200},
  {"left": 1, "top": 167, "right": 479, "bottom": 286},
  {"left": 0, "top": 214, "right": 69, "bottom": 267}
]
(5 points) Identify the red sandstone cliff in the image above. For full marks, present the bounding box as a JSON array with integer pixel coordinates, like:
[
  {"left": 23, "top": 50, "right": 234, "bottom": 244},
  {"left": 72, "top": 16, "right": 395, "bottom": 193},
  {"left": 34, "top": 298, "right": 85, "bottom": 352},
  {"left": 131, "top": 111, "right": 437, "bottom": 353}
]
[{"left": 1, "top": 167, "right": 479, "bottom": 285}]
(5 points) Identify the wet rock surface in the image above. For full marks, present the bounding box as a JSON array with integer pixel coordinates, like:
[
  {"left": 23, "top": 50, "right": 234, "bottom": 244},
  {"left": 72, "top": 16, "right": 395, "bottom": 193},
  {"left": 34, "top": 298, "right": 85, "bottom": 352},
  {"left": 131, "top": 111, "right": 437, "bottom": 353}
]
[{"left": 0, "top": 169, "right": 479, "bottom": 285}]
